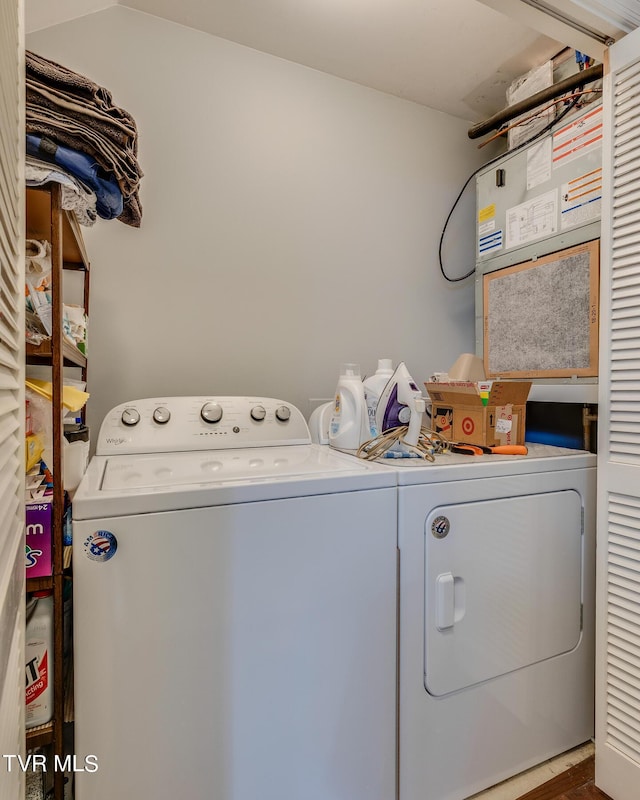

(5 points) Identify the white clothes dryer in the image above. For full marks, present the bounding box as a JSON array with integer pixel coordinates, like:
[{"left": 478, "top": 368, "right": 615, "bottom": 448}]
[
  {"left": 394, "top": 446, "right": 596, "bottom": 800},
  {"left": 71, "top": 397, "right": 398, "bottom": 800},
  {"left": 311, "top": 409, "right": 596, "bottom": 800}
]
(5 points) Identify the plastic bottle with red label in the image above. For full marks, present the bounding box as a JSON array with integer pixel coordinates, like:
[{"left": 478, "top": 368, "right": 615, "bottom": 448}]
[{"left": 25, "top": 590, "right": 54, "bottom": 729}]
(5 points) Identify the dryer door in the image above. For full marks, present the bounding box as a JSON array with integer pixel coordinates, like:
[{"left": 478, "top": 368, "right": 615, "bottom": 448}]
[{"left": 425, "top": 490, "right": 583, "bottom": 696}]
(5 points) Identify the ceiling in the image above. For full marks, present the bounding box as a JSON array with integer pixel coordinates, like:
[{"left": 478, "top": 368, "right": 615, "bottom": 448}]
[{"left": 25, "top": 0, "right": 578, "bottom": 123}]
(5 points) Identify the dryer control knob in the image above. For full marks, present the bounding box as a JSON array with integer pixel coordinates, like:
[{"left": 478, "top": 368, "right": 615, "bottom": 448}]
[
  {"left": 153, "top": 406, "right": 171, "bottom": 425},
  {"left": 251, "top": 405, "right": 266, "bottom": 421},
  {"left": 121, "top": 408, "right": 140, "bottom": 427},
  {"left": 201, "top": 402, "right": 223, "bottom": 424},
  {"left": 275, "top": 405, "right": 291, "bottom": 422}
]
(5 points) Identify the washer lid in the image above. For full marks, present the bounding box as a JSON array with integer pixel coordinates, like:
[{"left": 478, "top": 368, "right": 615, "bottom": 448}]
[
  {"left": 72, "top": 443, "right": 395, "bottom": 519},
  {"left": 101, "top": 445, "right": 374, "bottom": 490}
]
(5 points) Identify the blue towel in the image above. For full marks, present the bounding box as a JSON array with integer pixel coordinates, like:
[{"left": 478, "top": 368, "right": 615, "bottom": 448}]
[{"left": 26, "top": 134, "right": 123, "bottom": 220}]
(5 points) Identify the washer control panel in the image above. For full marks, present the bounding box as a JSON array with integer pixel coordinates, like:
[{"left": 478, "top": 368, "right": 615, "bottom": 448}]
[{"left": 97, "top": 396, "right": 311, "bottom": 455}]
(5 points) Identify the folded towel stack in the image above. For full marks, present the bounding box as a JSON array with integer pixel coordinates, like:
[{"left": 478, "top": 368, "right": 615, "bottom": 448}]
[{"left": 26, "top": 50, "right": 143, "bottom": 228}]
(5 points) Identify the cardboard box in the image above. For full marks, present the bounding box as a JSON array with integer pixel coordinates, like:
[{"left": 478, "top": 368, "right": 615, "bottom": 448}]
[
  {"left": 425, "top": 380, "right": 531, "bottom": 448},
  {"left": 25, "top": 498, "right": 52, "bottom": 578}
]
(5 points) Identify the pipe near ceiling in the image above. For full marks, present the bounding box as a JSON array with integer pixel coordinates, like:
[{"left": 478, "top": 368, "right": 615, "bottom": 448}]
[{"left": 467, "top": 62, "right": 603, "bottom": 140}]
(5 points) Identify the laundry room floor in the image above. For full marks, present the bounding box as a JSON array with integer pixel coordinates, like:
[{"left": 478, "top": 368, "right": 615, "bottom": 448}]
[{"left": 468, "top": 743, "right": 612, "bottom": 800}]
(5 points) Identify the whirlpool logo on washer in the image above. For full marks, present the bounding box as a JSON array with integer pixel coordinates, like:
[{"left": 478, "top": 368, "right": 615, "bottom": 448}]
[
  {"left": 83, "top": 530, "right": 118, "bottom": 562},
  {"left": 105, "top": 436, "right": 128, "bottom": 446},
  {"left": 431, "top": 516, "right": 450, "bottom": 539}
]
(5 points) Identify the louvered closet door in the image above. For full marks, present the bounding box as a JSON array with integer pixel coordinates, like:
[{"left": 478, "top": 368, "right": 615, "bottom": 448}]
[
  {"left": 596, "top": 26, "right": 640, "bottom": 800},
  {"left": 0, "top": 0, "right": 25, "bottom": 794},
  {"left": 568, "top": 1, "right": 640, "bottom": 30}
]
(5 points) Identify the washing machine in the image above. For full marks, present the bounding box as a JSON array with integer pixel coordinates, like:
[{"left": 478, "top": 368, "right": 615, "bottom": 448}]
[
  {"left": 71, "top": 396, "right": 398, "bottom": 800},
  {"left": 394, "top": 445, "right": 596, "bottom": 800}
]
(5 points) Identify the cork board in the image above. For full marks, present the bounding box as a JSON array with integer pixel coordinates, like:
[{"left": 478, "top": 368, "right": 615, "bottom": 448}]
[{"left": 483, "top": 240, "right": 599, "bottom": 378}]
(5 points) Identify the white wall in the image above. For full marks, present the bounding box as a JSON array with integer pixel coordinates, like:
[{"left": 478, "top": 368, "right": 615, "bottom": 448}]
[{"left": 27, "top": 6, "right": 488, "bottom": 434}]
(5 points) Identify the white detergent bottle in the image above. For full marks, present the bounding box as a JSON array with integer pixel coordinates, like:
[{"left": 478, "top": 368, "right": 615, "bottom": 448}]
[
  {"left": 329, "top": 363, "right": 369, "bottom": 453},
  {"left": 363, "top": 359, "right": 394, "bottom": 438},
  {"left": 25, "top": 590, "right": 54, "bottom": 729}
]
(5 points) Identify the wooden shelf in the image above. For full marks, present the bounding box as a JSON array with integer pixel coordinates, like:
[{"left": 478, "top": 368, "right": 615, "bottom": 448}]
[
  {"left": 26, "top": 338, "right": 87, "bottom": 368},
  {"left": 25, "top": 182, "right": 89, "bottom": 800},
  {"left": 26, "top": 186, "right": 90, "bottom": 270},
  {"left": 26, "top": 575, "right": 54, "bottom": 593},
  {"left": 26, "top": 721, "right": 54, "bottom": 749}
]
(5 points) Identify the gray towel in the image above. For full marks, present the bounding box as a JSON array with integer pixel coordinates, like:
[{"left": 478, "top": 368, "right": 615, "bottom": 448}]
[{"left": 26, "top": 50, "right": 143, "bottom": 228}]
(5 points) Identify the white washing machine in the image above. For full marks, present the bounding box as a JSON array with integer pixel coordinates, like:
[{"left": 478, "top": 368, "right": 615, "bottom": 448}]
[
  {"left": 71, "top": 397, "right": 398, "bottom": 800},
  {"left": 393, "top": 445, "right": 596, "bottom": 800}
]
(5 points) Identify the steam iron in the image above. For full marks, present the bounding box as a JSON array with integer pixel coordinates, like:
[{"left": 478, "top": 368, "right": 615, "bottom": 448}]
[{"left": 375, "top": 362, "right": 426, "bottom": 448}]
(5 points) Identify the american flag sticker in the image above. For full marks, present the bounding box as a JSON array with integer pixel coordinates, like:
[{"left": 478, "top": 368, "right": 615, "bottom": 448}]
[{"left": 84, "top": 530, "right": 118, "bottom": 562}]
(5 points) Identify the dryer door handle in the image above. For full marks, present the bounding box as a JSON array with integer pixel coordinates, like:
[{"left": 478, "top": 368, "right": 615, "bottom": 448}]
[
  {"left": 435, "top": 572, "right": 465, "bottom": 631},
  {"left": 436, "top": 573, "right": 455, "bottom": 630}
]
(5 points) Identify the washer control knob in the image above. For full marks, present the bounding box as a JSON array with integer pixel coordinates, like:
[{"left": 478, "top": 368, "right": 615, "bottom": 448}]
[
  {"left": 251, "top": 405, "right": 266, "bottom": 421},
  {"left": 201, "top": 402, "right": 223, "bottom": 424},
  {"left": 153, "top": 406, "right": 171, "bottom": 425},
  {"left": 121, "top": 407, "right": 140, "bottom": 427},
  {"left": 275, "top": 405, "right": 291, "bottom": 422}
]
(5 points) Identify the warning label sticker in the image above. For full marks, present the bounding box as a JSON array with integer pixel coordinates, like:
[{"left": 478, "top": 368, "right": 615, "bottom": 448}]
[
  {"left": 479, "top": 228, "right": 503, "bottom": 255},
  {"left": 561, "top": 167, "right": 602, "bottom": 229},
  {"left": 553, "top": 105, "right": 603, "bottom": 167},
  {"left": 506, "top": 189, "right": 558, "bottom": 249},
  {"left": 478, "top": 204, "right": 496, "bottom": 224}
]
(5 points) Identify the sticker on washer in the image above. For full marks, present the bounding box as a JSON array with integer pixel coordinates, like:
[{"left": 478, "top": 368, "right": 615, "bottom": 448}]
[
  {"left": 431, "top": 516, "right": 450, "bottom": 539},
  {"left": 83, "top": 530, "right": 118, "bottom": 562}
]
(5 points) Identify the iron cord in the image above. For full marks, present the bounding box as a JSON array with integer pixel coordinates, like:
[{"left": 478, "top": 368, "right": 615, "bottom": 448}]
[{"left": 357, "top": 425, "right": 450, "bottom": 461}]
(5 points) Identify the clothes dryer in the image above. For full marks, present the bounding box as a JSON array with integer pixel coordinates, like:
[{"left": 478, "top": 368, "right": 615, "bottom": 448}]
[
  {"left": 72, "top": 397, "right": 398, "bottom": 800},
  {"left": 394, "top": 446, "right": 596, "bottom": 800},
  {"left": 311, "top": 409, "right": 596, "bottom": 800}
]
